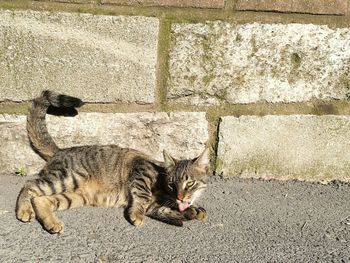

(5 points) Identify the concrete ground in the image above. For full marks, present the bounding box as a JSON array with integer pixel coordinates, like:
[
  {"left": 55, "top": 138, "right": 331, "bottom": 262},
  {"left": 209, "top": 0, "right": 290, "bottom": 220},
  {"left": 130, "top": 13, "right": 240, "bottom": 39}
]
[{"left": 0, "top": 174, "right": 349, "bottom": 263}]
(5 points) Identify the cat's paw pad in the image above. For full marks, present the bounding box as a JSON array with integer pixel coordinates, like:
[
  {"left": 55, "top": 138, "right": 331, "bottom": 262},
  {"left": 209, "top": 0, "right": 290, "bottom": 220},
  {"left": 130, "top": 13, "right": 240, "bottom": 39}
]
[
  {"left": 45, "top": 220, "right": 64, "bottom": 234},
  {"left": 195, "top": 207, "right": 207, "bottom": 221},
  {"left": 130, "top": 213, "right": 144, "bottom": 226},
  {"left": 16, "top": 202, "right": 36, "bottom": 222}
]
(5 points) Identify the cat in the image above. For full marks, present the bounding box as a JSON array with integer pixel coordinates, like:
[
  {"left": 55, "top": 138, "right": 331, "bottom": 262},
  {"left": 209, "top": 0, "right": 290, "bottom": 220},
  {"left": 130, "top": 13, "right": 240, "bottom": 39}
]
[{"left": 15, "top": 90, "right": 210, "bottom": 234}]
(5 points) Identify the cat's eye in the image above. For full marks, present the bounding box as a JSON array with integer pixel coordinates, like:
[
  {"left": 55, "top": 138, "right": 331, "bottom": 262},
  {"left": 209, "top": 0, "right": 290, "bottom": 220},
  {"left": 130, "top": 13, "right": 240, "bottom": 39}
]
[
  {"left": 186, "top": 181, "right": 195, "bottom": 188},
  {"left": 168, "top": 183, "right": 175, "bottom": 190}
]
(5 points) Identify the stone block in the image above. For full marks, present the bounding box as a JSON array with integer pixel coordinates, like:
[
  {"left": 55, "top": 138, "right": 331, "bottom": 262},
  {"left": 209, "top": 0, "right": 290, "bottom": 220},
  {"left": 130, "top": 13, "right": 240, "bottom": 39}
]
[
  {"left": 101, "top": 0, "right": 225, "bottom": 8},
  {"left": 235, "top": 0, "right": 348, "bottom": 15},
  {"left": 217, "top": 115, "right": 350, "bottom": 183},
  {"left": 35, "top": 0, "right": 96, "bottom": 3},
  {"left": 0, "top": 112, "right": 208, "bottom": 175},
  {"left": 168, "top": 22, "right": 350, "bottom": 106},
  {"left": 0, "top": 10, "right": 159, "bottom": 103}
]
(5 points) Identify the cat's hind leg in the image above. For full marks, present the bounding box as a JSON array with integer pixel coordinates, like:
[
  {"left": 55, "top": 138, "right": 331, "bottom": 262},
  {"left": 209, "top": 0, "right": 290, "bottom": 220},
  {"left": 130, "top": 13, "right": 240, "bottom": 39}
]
[
  {"left": 16, "top": 170, "right": 82, "bottom": 223},
  {"left": 31, "top": 191, "right": 89, "bottom": 234},
  {"left": 16, "top": 177, "right": 57, "bottom": 222}
]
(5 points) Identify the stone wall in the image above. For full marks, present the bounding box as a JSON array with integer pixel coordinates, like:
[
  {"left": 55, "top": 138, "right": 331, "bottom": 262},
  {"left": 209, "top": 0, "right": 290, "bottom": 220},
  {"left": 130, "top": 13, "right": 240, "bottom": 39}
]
[
  {"left": 0, "top": 0, "right": 349, "bottom": 182},
  {"left": 35, "top": 0, "right": 350, "bottom": 15}
]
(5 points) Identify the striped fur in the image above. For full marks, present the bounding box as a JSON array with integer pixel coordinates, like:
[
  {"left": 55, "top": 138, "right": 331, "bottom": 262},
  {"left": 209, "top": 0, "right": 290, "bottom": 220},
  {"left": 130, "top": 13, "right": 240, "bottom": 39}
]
[{"left": 16, "top": 91, "right": 210, "bottom": 234}]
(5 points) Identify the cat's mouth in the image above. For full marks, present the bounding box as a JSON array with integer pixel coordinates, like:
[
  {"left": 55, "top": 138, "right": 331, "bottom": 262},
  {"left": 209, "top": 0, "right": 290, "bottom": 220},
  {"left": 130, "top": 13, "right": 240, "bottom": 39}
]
[{"left": 176, "top": 200, "right": 190, "bottom": 212}]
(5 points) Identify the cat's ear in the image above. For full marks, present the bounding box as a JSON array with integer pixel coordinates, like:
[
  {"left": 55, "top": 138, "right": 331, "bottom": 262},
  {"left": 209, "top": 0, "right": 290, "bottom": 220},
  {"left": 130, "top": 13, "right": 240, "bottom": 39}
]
[
  {"left": 194, "top": 148, "right": 210, "bottom": 172},
  {"left": 163, "top": 150, "right": 176, "bottom": 169}
]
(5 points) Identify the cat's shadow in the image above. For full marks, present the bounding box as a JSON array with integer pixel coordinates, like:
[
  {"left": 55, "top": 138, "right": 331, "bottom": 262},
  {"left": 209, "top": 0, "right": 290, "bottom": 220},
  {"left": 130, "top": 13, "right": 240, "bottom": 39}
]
[{"left": 47, "top": 106, "right": 79, "bottom": 117}]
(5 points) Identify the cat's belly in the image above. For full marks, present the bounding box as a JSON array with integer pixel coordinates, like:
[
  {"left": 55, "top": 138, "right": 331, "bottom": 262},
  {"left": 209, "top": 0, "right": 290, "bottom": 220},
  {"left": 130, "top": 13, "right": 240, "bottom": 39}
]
[
  {"left": 91, "top": 190, "right": 128, "bottom": 208},
  {"left": 81, "top": 180, "right": 128, "bottom": 208}
]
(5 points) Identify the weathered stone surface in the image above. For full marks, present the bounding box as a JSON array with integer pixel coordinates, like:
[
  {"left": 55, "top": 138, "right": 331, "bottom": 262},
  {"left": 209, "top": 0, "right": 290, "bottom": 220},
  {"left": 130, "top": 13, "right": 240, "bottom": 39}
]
[
  {"left": 0, "top": 112, "right": 208, "bottom": 175},
  {"left": 0, "top": 10, "right": 159, "bottom": 103},
  {"left": 217, "top": 115, "right": 350, "bottom": 183},
  {"left": 35, "top": 0, "right": 96, "bottom": 3},
  {"left": 235, "top": 0, "right": 348, "bottom": 15},
  {"left": 102, "top": 0, "right": 225, "bottom": 8},
  {"left": 168, "top": 22, "right": 350, "bottom": 106}
]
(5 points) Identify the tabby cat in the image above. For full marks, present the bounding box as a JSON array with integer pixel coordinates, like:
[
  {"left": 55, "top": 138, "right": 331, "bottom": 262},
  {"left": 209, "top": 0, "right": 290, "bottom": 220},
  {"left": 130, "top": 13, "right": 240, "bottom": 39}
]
[{"left": 15, "top": 90, "right": 210, "bottom": 234}]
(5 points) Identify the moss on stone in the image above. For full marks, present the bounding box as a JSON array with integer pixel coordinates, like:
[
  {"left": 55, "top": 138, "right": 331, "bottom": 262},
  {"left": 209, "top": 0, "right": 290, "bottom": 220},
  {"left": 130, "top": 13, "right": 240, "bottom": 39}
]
[
  {"left": 249, "top": 36, "right": 258, "bottom": 56},
  {"left": 217, "top": 154, "right": 350, "bottom": 183},
  {"left": 0, "top": 102, "right": 30, "bottom": 114},
  {"left": 235, "top": 32, "right": 242, "bottom": 42},
  {"left": 0, "top": 102, "right": 157, "bottom": 114},
  {"left": 214, "top": 88, "right": 229, "bottom": 102},
  {"left": 291, "top": 52, "right": 302, "bottom": 68},
  {"left": 2, "top": 0, "right": 349, "bottom": 27},
  {"left": 202, "top": 74, "right": 215, "bottom": 87},
  {"left": 168, "top": 100, "right": 350, "bottom": 121},
  {"left": 198, "top": 27, "right": 219, "bottom": 92},
  {"left": 338, "top": 73, "right": 350, "bottom": 100},
  {"left": 287, "top": 52, "right": 302, "bottom": 84},
  {"left": 156, "top": 18, "right": 172, "bottom": 112},
  {"left": 215, "top": 157, "right": 225, "bottom": 175},
  {"left": 205, "top": 116, "right": 221, "bottom": 173}
]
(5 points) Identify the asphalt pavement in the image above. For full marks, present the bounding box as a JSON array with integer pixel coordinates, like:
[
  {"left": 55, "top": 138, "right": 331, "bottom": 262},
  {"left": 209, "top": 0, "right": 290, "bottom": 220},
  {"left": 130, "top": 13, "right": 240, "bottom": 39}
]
[{"left": 0, "top": 174, "right": 349, "bottom": 262}]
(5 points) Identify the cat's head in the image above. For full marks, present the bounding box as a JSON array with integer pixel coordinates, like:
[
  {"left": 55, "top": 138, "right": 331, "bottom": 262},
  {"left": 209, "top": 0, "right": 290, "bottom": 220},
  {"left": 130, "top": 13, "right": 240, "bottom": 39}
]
[{"left": 163, "top": 148, "right": 210, "bottom": 212}]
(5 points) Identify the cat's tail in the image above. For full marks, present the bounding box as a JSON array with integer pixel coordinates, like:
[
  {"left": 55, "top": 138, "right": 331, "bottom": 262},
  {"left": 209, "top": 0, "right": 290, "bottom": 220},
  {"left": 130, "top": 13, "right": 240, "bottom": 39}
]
[{"left": 27, "top": 90, "right": 84, "bottom": 161}]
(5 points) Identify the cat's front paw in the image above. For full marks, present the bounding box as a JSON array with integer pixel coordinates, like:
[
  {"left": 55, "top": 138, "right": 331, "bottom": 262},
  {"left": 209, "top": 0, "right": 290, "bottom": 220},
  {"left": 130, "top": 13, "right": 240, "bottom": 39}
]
[
  {"left": 45, "top": 220, "right": 64, "bottom": 234},
  {"left": 184, "top": 206, "right": 207, "bottom": 221},
  {"left": 183, "top": 207, "right": 198, "bottom": 220},
  {"left": 16, "top": 202, "right": 36, "bottom": 222},
  {"left": 129, "top": 212, "right": 145, "bottom": 226},
  {"left": 194, "top": 207, "right": 207, "bottom": 221}
]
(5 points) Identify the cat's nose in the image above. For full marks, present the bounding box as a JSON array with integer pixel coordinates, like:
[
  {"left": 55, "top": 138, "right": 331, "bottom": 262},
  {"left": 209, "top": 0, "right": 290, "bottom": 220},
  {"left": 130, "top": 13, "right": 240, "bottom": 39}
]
[{"left": 177, "top": 192, "right": 184, "bottom": 201}]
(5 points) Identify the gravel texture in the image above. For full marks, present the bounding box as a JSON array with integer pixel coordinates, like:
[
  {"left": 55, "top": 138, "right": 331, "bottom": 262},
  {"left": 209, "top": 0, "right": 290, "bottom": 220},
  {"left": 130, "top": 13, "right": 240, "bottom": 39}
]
[{"left": 1, "top": 175, "right": 349, "bottom": 262}]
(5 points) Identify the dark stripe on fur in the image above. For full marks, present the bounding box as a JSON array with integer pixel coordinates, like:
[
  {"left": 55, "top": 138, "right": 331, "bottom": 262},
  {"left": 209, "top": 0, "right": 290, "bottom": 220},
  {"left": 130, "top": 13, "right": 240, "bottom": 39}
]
[
  {"left": 61, "top": 193, "right": 72, "bottom": 209},
  {"left": 40, "top": 178, "right": 56, "bottom": 194},
  {"left": 81, "top": 195, "right": 88, "bottom": 205},
  {"left": 56, "top": 198, "right": 61, "bottom": 210},
  {"left": 72, "top": 175, "right": 79, "bottom": 190}
]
